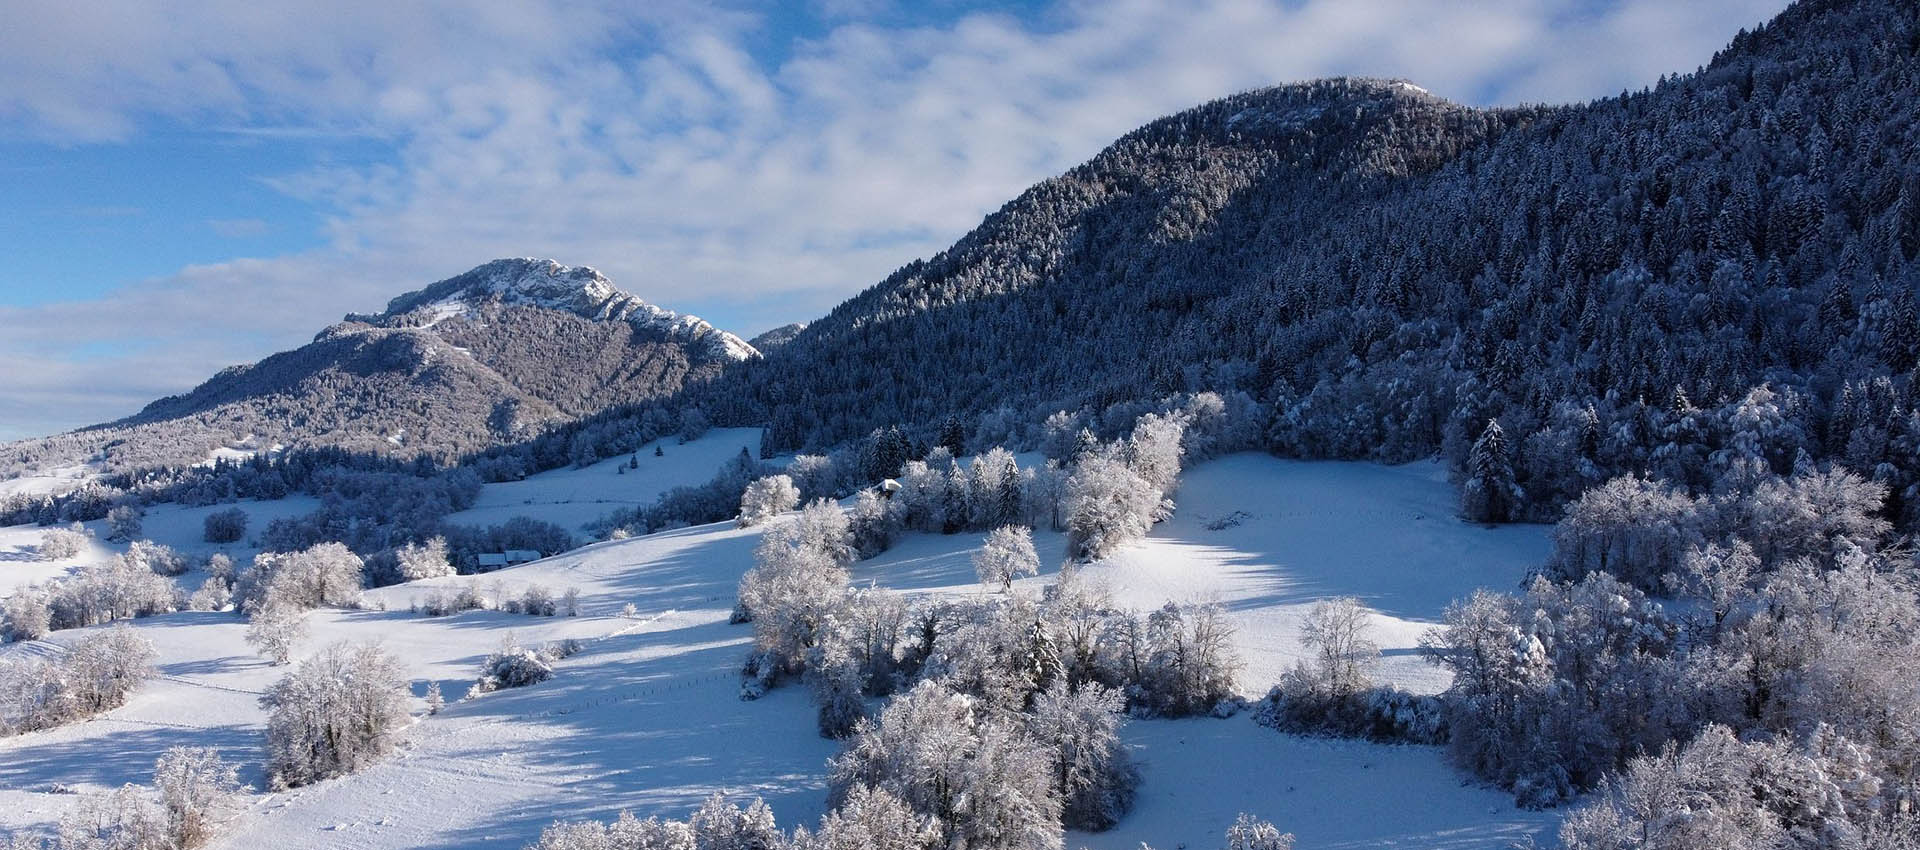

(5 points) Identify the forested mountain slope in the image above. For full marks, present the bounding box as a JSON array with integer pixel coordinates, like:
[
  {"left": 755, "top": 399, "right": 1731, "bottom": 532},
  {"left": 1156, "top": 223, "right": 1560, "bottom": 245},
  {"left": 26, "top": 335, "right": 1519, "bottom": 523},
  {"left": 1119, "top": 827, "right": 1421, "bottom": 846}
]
[
  {"left": 2, "top": 260, "right": 754, "bottom": 476},
  {"left": 706, "top": 0, "right": 1920, "bottom": 519}
]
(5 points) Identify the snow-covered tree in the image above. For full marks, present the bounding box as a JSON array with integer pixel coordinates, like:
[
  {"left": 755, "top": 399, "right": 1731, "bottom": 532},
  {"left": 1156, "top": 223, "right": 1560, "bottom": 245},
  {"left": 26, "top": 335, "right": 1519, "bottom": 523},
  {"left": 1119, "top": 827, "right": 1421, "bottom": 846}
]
[
  {"left": 202, "top": 508, "right": 248, "bottom": 544},
  {"left": 237, "top": 543, "right": 364, "bottom": 613},
  {"left": 38, "top": 524, "right": 88, "bottom": 561},
  {"left": 244, "top": 602, "right": 306, "bottom": 665},
  {"left": 1027, "top": 682, "right": 1138, "bottom": 831},
  {"left": 1064, "top": 457, "right": 1160, "bottom": 562},
  {"left": 688, "top": 793, "right": 780, "bottom": 850},
  {"left": 106, "top": 505, "right": 144, "bottom": 543},
  {"left": 123, "top": 540, "right": 188, "bottom": 577},
  {"left": 1296, "top": 597, "right": 1377, "bottom": 699},
  {"left": 848, "top": 489, "right": 903, "bottom": 559},
  {"left": 263, "top": 641, "right": 410, "bottom": 788},
  {"left": 1460, "top": 419, "right": 1522, "bottom": 523},
  {"left": 2, "top": 587, "right": 51, "bottom": 642},
  {"left": 804, "top": 785, "right": 941, "bottom": 850},
  {"left": 830, "top": 679, "right": 1063, "bottom": 850},
  {"left": 153, "top": 746, "right": 243, "bottom": 849},
  {"left": 1222, "top": 814, "right": 1294, "bottom": 850},
  {"left": 974, "top": 526, "right": 1040, "bottom": 592},
  {"left": 393, "top": 536, "right": 454, "bottom": 582},
  {"left": 739, "top": 475, "right": 802, "bottom": 528}
]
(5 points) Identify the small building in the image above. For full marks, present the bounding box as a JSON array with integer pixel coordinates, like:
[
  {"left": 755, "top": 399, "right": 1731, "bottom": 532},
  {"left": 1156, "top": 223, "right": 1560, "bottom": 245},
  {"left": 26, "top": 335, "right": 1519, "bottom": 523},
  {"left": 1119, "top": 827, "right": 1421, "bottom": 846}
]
[
  {"left": 877, "top": 479, "right": 902, "bottom": 499},
  {"left": 477, "top": 550, "right": 542, "bottom": 570}
]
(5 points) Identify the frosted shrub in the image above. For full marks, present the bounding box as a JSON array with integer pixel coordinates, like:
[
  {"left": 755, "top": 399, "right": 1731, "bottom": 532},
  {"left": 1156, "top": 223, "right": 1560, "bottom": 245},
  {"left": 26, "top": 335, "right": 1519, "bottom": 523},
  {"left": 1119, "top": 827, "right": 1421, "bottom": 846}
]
[
  {"left": 393, "top": 536, "right": 454, "bottom": 582},
  {"left": 154, "top": 746, "right": 243, "bottom": 849},
  {"left": 202, "top": 507, "right": 248, "bottom": 544},
  {"left": 738, "top": 474, "right": 801, "bottom": 527},
  {"left": 38, "top": 524, "right": 89, "bottom": 561},
  {"left": 106, "top": 504, "right": 144, "bottom": 542},
  {"left": 0, "top": 624, "right": 155, "bottom": 736},
  {"left": 186, "top": 577, "right": 232, "bottom": 612},
  {"left": 3, "top": 587, "right": 52, "bottom": 642},
  {"left": 236, "top": 543, "right": 364, "bottom": 614},
  {"left": 244, "top": 602, "right": 306, "bottom": 664},
  {"left": 263, "top": 642, "right": 410, "bottom": 788},
  {"left": 516, "top": 584, "right": 557, "bottom": 617},
  {"left": 474, "top": 634, "right": 555, "bottom": 693},
  {"left": 124, "top": 540, "right": 189, "bottom": 577},
  {"left": 1223, "top": 814, "right": 1294, "bottom": 850}
]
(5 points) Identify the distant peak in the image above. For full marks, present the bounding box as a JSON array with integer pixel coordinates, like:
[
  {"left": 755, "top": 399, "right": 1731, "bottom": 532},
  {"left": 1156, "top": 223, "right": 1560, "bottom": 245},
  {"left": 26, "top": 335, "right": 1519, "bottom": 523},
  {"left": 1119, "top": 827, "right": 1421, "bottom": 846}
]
[{"left": 364, "top": 259, "right": 758, "bottom": 362}]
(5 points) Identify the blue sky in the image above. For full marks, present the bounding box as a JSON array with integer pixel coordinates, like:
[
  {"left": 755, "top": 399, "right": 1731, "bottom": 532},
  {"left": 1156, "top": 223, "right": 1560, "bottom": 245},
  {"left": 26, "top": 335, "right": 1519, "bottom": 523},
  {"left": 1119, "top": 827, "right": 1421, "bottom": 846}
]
[{"left": 0, "top": 0, "right": 1789, "bottom": 440}]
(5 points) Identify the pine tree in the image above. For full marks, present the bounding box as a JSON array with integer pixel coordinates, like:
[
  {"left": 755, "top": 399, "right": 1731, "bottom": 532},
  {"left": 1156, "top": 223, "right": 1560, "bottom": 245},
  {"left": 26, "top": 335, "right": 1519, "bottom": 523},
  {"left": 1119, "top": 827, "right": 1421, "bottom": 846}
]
[{"left": 1462, "top": 419, "right": 1521, "bottom": 523}]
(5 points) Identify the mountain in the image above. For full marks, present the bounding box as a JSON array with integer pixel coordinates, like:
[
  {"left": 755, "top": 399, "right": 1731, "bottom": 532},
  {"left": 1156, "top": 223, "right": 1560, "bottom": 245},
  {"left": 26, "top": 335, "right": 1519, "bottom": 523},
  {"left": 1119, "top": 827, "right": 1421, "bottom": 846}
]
[
  {"left": 700, "top": 0, "right": 1920, "bottom": 520},
  {"left": 747, "top": 323, "right": 808, "bottom": 352},
  {"left": 3, "top": 259, "right": 754, "bottom": 475}
]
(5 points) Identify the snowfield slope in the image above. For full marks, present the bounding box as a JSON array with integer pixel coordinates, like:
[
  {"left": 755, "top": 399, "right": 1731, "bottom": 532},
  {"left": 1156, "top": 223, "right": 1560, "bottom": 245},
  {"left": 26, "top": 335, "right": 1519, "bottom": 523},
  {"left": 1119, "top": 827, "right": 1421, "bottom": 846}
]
[{"left": 0, "top": 455, "right": 1556, "bottom": 849}]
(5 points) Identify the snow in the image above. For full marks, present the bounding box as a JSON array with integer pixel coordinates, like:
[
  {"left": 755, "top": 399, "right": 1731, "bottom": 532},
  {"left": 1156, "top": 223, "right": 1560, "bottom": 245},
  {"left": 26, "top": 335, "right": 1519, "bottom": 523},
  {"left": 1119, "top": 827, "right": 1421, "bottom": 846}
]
[
  {"left": 443, "top": 428, "right": 766, "bottom": 533},
  {"left": 0, "top": 496, "right": 324, "bottom": 597},
  {"left": 0, "top": 453, "right": 1561, "bottom": 848},
  {"left": 0, "top": 465, "right": 94, "bottom": 500}
]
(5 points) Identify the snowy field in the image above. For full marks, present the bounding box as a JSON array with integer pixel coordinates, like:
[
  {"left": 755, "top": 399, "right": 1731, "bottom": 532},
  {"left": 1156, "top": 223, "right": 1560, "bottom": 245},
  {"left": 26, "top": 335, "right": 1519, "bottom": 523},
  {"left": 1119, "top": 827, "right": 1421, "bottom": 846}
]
[
  {"left": 0, "top": 453, "right": 1560, "bottom": 849},
  {"left": 0, "top": 496, "right": 323, "bottom": 597},
  {"left": 442, "top": 427, "right": 765, "bottom": 533}
]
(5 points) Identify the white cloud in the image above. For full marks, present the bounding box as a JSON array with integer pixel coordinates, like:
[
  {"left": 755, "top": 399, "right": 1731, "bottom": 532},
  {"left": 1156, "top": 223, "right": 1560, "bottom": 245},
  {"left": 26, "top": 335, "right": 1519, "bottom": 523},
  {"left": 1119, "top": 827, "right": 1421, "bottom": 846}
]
[{"left": 0, "top": 0, "right": 1790, "bottom": 438}]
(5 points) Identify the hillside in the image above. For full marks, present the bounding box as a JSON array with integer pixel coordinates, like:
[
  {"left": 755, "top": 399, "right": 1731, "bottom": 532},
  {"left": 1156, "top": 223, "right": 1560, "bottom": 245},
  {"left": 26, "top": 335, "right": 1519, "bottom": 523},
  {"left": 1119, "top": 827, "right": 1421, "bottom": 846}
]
[
  {"left": 0, "top": 454, "right": 1555, "bottom": 849},
  {"left": 706, "top": 0, "right": 1920, "bottom": 525},
  {"left": 0, "top": 260, "right": 755, "bottom": 478}
]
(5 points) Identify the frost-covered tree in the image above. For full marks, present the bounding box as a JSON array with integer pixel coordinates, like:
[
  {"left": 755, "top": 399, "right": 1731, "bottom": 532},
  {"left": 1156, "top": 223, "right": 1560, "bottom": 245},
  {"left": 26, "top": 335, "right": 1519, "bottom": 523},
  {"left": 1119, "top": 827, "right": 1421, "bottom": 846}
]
[
  {"left": 1027, "top": 682, "right": 1138, "bottom": 831},
  {"left": 3, "top": 586, "right": 52, "bottom": 642},
  {"left": 1460, "top": 420, "right": 1522, "bottom": 523},
  {"left": 829, "top": 679, "right": 1063, "bottom": 850},
  {"left": 688, "top": 793, "right": 780, "bottom": 850},
  {"left": 739, "top": 475, "right": 802, "bottom": 528},
  {"left": 803, "top": 785, "right": 941, "bottom": 850},
  {"left": 202, "top": 508, "right": 248, "bottom": 544},
  {"left": 848, "top": 489, "right": 904, "bottom": 559},
  {"left": 1222, "top": 814, "right": 1293, "bottom": 850},
  {"left": 263, "top": 641, "right": 411, "bottom": 788},
  {"left": 1296, "top": 597, "right": 1377, "bottom": 699},
  {"left": 38, "top": 524, "right": 88, "bottom": 561},
  {"left": 106, "top": 505, "right": 143, "bottom": 543},
  {"left": 974, "top": 526, "right": 1040, "bottom": 592},
  {"left": 393, "top": 536, "right": 454, "bottom": 582},
  {"left": 809, "top": 636, "right": 867, "bottom": 738},
  {"left": 738, "top": 503, "right": 854, "bottom": 675},
  {"left": 154, "top": 746, "right": 243, "bottom": 849},
  {"left": 123, "top": 540, "right": 188, "bottom": 577},
  {"left": 1549, "top": 475, "right": 1703, "bottom": 591},
  {"left": 236, "top": 543, "right": 364, "bottom": 614},
  {"left": 245, "top": 602, "right": 305, "bottom": 665},
  {"left": 1135, "top": 602, "right": 1240, "bottom": 717},
  {"left": 1064, "top": 457, "right": 1160, "bottom": 562}
]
